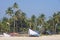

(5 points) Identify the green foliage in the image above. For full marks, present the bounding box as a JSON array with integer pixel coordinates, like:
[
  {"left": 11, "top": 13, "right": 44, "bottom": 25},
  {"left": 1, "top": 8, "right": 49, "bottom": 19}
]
[
  {"left": 13, "top": 2, "right": 18, "bottom": 9},
  {"left": 0, "top": 3, "right": 60, "bottom": 34}
]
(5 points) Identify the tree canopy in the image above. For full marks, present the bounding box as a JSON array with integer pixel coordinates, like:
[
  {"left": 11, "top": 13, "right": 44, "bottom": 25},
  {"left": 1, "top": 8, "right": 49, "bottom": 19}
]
[{"left": 0, "top": 3, "right": 60, "bottom": 34}]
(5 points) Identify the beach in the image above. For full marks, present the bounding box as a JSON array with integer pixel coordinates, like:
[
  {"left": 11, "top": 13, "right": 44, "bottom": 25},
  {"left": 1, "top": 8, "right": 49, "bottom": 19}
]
[{"left": 0, "top": 35, "right": 60, "bottom": 40}]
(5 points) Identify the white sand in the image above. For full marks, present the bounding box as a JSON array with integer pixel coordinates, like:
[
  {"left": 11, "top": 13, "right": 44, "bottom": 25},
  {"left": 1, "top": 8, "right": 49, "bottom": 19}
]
[{"left": 0, "top": 35, "right": 60, "bottom": 40}]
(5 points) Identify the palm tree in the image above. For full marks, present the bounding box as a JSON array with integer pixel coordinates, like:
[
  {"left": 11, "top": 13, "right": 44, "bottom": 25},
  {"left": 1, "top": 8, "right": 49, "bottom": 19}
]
[
  {"left": 0, "top": 21, "right": 3, "bottom": 33},
  {"left": 6, "top": 7, "right": 13, "bottom": 32},
  {"left": 1, "top": 17, "right": 9, "bottom": 33},
  {"left": 37, "top": 14, "right": 45, "bottom": 26},
  {"left": 14, "top": 9, "right": 27, "bottom": 33},
  {"left": 20, "top": 12, "right": 27, "bottom": 33},
  {"left": 6, "top": 7, "right": 13, "bottom": 16},
  {"left": 31, "top": 15, "right": 36, "bottom": 30},
  {"left": 13, "top": 3, "right": 19, "bottom": 32},
  {"left": 6, "top": 2, "right": 19, "bottom": 32},
  {"left": 37, "top": 14, "right": 45, "bottom": 34},
  {"left": 47, "top": 18, "right": 53, "bottom": 33},
  {"left": 13, "top": 2, "right": 18, "bottom": 9},
  {"left": 53, "top": 12, "right": 60, "bottom": 33},
  {"left": 52, "top": 13, "right": 59, "bottom": 33}
]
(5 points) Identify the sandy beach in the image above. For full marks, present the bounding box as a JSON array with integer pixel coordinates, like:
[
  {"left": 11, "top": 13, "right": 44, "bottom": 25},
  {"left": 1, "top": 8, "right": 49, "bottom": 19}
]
[{"left": 0, "top": 35, "right": 60, "bottom": 40}]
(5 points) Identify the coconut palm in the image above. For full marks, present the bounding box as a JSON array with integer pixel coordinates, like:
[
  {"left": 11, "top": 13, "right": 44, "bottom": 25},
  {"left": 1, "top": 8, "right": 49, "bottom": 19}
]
[
  {"left": 37, "top": 14, "right": 45, "bottom": 26},
  {"left": 1, "top": 17, "right": 10, "bottom": 33},
  {"left": 37, "top": 14, "right": 45, "bottom": 34},
  {"left": 0, "top": 21, "right": 3, "bottom": 33},
  {"left": 30, "top": 15, "right": 36, "bottom": 30},
  {"left": 53, "top": 12, "right": 60, "bottom": 33},
  {"left": 13, "top": 2, "right": 18, "bottom": 9},
  {"left": 12, "top": 2, "right": 19, "bottom": 32}
]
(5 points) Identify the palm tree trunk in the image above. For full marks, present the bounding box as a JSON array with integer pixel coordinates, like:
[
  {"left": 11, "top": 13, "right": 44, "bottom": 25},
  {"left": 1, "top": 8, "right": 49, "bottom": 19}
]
[
  {"left": 53, "top": 21, "right": 56, "bottom": 34},
  {"left": 30, "top": 22, "right": 31, "bottom": 28},
  {"left": 14, "top": 18, "right": 15, "bottom": 32},
  {"left": 13, "top": 13, "right": 15, "bottom": 32}
]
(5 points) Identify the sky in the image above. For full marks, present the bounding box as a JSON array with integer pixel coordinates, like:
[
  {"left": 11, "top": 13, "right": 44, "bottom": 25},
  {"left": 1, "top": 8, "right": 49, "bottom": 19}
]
[{"left": 0, "top": 0, "right": 60, "bottom": 19}]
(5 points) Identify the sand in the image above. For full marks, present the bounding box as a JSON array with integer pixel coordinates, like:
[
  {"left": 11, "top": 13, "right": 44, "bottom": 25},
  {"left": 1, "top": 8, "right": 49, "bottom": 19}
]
[{"left": 0, "top": 35, "right": 60, "bottom": 40}]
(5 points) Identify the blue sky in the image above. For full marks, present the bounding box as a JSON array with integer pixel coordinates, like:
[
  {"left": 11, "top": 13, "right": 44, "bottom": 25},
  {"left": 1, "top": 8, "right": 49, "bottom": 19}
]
[{"left": 0, "top": 0, "right": 60, "bottom": 19}]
